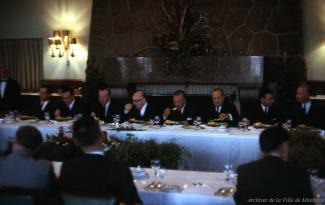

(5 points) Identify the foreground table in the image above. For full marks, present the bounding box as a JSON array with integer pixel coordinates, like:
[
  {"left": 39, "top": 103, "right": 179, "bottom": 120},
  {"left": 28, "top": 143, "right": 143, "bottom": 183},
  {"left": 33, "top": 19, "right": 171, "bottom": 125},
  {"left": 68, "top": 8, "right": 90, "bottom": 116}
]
[
  {"left": 0, "top": 121, "right": 263, "bottom": 171},
  {"left": 52, "top": 162, "right": 236, "bottom": 205}
]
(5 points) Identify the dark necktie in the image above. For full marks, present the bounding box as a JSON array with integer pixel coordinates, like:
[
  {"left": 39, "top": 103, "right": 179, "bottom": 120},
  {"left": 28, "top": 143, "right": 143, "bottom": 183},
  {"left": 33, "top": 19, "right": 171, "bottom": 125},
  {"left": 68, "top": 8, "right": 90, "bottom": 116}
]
[
  {"left": 264, "top": 107, "right": 268, "bottom": 114},
  {"left": 302, "top": 104, "right": 306, "bottom": 115}
]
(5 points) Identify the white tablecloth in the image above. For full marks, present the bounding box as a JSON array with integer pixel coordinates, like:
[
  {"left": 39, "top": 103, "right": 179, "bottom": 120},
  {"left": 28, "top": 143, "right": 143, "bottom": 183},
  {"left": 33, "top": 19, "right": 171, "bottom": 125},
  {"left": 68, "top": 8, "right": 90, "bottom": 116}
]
[
  {"left": 106, "top": 125, "right": 262, "bottom": 171},
  {"left": 0, "top": 121, "right": 263, "bottom": 171},
  {"left": 52, "top": 162, "right": 236, "bottom": 205}
]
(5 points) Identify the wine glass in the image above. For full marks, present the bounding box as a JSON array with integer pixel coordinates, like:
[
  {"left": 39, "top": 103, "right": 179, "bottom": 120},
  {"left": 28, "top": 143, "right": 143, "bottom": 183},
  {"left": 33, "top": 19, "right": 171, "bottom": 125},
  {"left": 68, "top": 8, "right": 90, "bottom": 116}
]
[
  {"left": 242, "top": 118, "right": 248, "bottom": 131},
  {"left": 151, "top": 159, "right": 160, "bottom": 178},
  {"left": 113, "top": 114, "right": 120, "bottom": 128},
  {"left": 154, "top": 116, "right": 160, "bottom": 125}
]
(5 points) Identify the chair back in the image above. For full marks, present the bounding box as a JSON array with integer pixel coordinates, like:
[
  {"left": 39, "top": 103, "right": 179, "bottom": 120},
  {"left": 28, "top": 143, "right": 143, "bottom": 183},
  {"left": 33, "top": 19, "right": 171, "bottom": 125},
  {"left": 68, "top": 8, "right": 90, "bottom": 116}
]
[
  {"left": 63, "top": 193, "right": 116, "bottom": 205},
  {"left": 0, "top": 187, "right": 35, "bottom": 205}
]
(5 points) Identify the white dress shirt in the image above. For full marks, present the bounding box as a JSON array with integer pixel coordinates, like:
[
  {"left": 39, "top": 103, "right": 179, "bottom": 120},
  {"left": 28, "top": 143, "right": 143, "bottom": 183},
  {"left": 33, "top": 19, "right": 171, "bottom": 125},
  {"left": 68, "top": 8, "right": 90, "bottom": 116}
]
[
  {"left": 301, "top": 101, "right": 311, "bottom": 114},
  {"left": 104, "top": 100, "right": 111, "bottom": 117},
  {"left": 40, "top": 100, "right": 49, "bottom": 111},
  {"left": 0, "top": 80, "right": 7, "bottom": 98},
  {"left": 68, "top": 100, "right": 75, "bottom": 111},
  {"left": 261, "top": 104, "right": 269, "bottom": 113},
  {"left": 140, "top": 102, "right": 148, "bottom": 117}
]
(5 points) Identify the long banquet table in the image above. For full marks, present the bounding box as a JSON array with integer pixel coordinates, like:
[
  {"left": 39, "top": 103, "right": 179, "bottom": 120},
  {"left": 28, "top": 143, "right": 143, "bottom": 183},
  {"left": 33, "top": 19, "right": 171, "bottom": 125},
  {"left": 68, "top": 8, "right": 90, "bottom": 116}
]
[
  {"left": 0, "top": 120, "right": 263, "bottom": 171},
  {"left": 52, "top": 162, "right": 236, "bottom": 205}
]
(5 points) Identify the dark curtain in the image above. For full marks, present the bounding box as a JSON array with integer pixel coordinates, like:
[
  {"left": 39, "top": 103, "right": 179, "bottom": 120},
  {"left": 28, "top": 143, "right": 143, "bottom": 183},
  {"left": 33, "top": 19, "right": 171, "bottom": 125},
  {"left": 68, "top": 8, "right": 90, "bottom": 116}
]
[{"left": 0, "top": 38, "right": 43, "bottom": 91}]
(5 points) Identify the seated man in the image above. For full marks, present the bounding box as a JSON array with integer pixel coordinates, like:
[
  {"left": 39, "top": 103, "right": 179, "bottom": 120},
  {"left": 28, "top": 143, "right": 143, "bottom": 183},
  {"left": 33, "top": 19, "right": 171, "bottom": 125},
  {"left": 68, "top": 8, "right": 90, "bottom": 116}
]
[
  {"left": 89, "top": 84, "right": 122, "bottom": 123},
  {"left": 25, "top": 85, "right": 57, "bottom": 120},
  {"left": 162, "top": 90, "right": 195, "bottom": 122},
  {"left": 0, "top": 126, "right": 54, "bottom": 189},
  {"left": 204, "top": 88, "right": 239, "bottom": 126},
  {"left": 122, "top": 90, "right": 156, "bottom": 122},
  {"left": 234, "top": 127, "right": 313, "bottom": 204},
  {"left": 290, "top": 83, "right": 323, "bottom": 129},
  {"left": 248, "top": 88, "right": 280, "bottom": 125},
  {"left": 55, "top": 87, "right": 84, "bottom": 119},
  {"left": 59, "top": 117, "right": 142, "bottom": 205},
  {"left": 0, "top": 67, "right": 21, "bottom": 114}
]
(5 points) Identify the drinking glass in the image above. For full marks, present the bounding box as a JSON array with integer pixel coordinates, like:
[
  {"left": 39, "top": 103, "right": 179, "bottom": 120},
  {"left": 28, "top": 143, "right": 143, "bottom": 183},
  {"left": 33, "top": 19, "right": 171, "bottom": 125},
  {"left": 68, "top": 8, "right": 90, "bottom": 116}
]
[
  {"left": 224, "top": 163, "right": 234, "bottom": 182},
  {"left": 44, "top": 112, "right": 50, "bottom": 121},
  {"left": 194, "top": 116, "right": 202, "bottom": 126},
  {"left": 151, "top": 159, "right": 160, "bottom": 178},
  {"left": 113, "top": 114, "right": 120, "bottom": 128},
  {"left": 154, "top": 116, "right": 160, "bottom": 125},
  {"left": 158, "top": 168, "right": 167, "bottom": 182}
]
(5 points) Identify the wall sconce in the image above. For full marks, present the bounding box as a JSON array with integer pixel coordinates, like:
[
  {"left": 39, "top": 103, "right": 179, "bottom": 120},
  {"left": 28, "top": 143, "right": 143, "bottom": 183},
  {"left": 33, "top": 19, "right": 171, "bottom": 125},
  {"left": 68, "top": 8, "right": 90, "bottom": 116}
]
[{"left": 48, "top": 30, "right": 77, "bottom": 65}]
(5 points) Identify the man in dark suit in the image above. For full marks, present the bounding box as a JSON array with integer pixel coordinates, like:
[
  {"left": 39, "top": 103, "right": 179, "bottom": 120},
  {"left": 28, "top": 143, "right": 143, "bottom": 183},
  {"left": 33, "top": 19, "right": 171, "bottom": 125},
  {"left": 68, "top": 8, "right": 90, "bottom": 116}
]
[
  {"left": 55, "top": 87, "right": 84, "bottom": 119},
  {"left": 249, "top": 88, "right": 280, "bottom": 125},
  {"left": 162, "top": 90, "right": 195, "bottom": 122},
  {"left": 59, "top": 117, "right": 142, "bottom": 205},
  {"left": 89, "top": 84, "right": 122, "bottom": 123},
  {"left": 290, "top": 83, "right": 324, "bottom": 129},
  {"left": 234, "top": 127, "right": 314, "bottom": 205},
  {"left": 122, "top": 90, "right": 156, "bottom": 122},
  {"left": 0, "top": 126, "right": 54, "bottom": 189},
  {"left": 24, "top": 85, "right": 57, "bottom": 120},
  {"left": 0, "top": 68, "right": 21, "bottom": 114},
  {"left": 204, "top": 88, "right": 239, "bottom": 126}
]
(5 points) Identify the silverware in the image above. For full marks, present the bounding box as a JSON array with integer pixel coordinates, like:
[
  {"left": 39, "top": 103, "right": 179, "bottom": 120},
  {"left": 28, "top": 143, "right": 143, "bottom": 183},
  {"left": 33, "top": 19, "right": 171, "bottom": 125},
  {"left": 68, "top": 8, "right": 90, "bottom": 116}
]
[{"left": 214, "top": 187, "right": 236, "bottom": 197}]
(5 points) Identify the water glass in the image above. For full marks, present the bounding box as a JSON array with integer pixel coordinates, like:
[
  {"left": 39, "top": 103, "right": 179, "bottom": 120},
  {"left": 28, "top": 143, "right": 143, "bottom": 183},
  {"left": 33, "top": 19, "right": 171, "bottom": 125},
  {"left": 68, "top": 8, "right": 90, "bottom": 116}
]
[
  {"left": 224, "top": 163, "right": 234, "bottom": 182},
  {"left": 44, "top": 112, "right": 50, "bottom": 121},
  {"left": 242, "top": 118, "right": 248, "bottom": 130},
  {"left": 194, "top": 116, "right": 202, "bottom": 126},
  {"left": 186, "top": 116, "right": 193, "bottom": 124},
  {"left": 151, "top": 159, "right": 160, "bottom": 177},
  {"left": 158, "top": 168, "right": 167, "bottom": 181}
]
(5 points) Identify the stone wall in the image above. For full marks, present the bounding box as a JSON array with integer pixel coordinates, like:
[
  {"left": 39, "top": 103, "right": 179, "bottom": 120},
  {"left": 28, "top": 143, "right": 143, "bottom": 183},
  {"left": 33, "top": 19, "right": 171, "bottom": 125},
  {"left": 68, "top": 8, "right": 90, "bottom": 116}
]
[
  {"left": 89, "top": 0, "right": 302, "bottom": 58},
  {"left": 87, "top": 0, "right": 304, "bottom": 88}
]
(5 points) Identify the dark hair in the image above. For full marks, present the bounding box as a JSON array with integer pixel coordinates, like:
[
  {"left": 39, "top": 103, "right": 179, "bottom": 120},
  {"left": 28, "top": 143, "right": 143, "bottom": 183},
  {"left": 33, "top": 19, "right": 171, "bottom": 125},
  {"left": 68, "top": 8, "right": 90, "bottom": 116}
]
[
  {"left": 16, "top": 126, "right": 43, "bottom": 151},
  {"left": 211, "top": 88, "right": 224, "bottom": 96},
  {"left": 98, "top": 83, "right": 111, "bottom": 95},
  {"left": 61, "top": 86, "right": 74, "bottom": 95},
  {"left": 72, "top": 116, "right": 101, "bottom": 147},
  {"left": 298, "top": 82, "right": 312, "bottom": 96},
  {"left": 173, "top": 90, "right": 187, "bottom": 98},
  {"left": 40, "top": 85, "right": 53, "bottom": 94},
  {"left": 258, "top": 88, "right": 273, "bottom": 99},
  {"left": 259, "top": 127, "right": 289, "bottom": 153},
  {"left": 132, "top": 90, "right": 146, "bottom": 99}
]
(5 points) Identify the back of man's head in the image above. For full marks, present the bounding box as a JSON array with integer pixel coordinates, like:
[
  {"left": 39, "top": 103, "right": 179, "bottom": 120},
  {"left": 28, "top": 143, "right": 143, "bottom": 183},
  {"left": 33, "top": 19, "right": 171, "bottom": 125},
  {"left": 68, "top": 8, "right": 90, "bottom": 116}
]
[
  {"left": 16, "top": 126, "right": 43, "bottom": 151},
  {"left": 259, "top": 127, "right": 289, "bottom": 153},
  {"left": 73, "top": 116, "right": 101, "bottom": 147}
]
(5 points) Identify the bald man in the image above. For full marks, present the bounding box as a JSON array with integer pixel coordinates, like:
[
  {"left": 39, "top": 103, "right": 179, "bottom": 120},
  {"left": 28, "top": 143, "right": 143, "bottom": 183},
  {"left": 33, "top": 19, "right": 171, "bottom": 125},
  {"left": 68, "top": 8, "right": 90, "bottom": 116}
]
[
  {"left": 122, "top": 90, "right": 157, "bottom": 122},
  {"left": 290, "top": 83, "right": 324, "bottom": 129},
  {"left": 0, "top": 67, "right": 21, "bottom": 113}
]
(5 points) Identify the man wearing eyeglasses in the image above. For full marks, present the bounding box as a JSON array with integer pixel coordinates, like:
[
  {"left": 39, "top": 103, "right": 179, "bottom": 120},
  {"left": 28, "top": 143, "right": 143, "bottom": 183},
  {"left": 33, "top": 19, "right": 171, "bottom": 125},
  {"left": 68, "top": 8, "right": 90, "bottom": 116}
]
[{"left": 122, "top": 90, "right": 157, "bottom": 122}]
